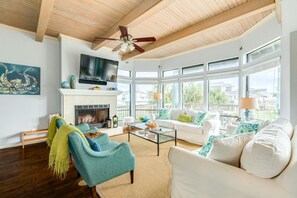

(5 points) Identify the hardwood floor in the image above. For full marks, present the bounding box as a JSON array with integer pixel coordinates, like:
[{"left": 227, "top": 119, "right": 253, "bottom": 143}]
[{"left": 0, "top": 142, "right": 91, "bottom": 198}]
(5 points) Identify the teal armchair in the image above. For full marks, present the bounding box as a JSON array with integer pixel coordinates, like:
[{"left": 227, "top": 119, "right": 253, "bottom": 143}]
[{"left": 68, "top": 132, "right": 135, "bottom": 197}]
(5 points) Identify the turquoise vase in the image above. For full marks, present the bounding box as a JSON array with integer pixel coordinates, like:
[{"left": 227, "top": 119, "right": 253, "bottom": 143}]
[
  {"left": 61, "top": 81, "right": 70, "bottom": 89},
  {"left": 70, "top": 75, "right": 76, "bottom": 89}
]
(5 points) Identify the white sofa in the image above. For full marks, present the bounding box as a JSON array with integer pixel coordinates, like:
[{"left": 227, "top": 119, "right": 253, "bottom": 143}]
[
  {"left": 156, "top": 109, "right": 221, "bottom": 145},
  {"left": 168, "top": 120, "right": 297, "bottom": 198}
]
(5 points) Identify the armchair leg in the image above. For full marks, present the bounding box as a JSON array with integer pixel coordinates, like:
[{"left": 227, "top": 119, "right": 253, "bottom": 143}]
[
  {"left": 130, "top": 170, "right": 134, "bottom": 184},
  {"left": 91, "top": 186, "right": 100, "bottom": 198}
]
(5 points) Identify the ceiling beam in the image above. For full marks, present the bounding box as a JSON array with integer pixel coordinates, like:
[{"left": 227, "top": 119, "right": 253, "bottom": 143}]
[
  {"left": 35, "top": 0, "right": 55, "bottom": 42},
  {"left": 92, "top": 0, "right": 174, "bottom": 50},
  {"left": 122, "top": 0, "right": 275, "bottom": 61},
  {"left": 275, "top": 0, "right": 282, "bottom": 24}
]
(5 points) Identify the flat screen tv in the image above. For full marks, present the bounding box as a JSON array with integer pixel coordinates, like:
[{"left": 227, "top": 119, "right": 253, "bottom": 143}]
[{"left": 79, "top": 54, "right": 119, "bottom": 85}]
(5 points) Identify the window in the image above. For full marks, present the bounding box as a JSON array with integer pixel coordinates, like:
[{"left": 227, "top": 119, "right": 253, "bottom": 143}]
[
  {"left": 182, "top": 64, "right": 204, "bottom": 75},
  {"left": 117, "top": 83, "right": 131, "bottom": 121},
  {"left": 208, "top": 58, "right": 239, "bottom": 71},
  {"left": 247, "top": 67, "right": 280, "bottom": 120},
  {"left": 247, "top": 39, "right": 281, "bottom": 63},
  {"left": 182, "top": 81, "right": 204, "bottom": 109},
  {"left": 135, "top": 72, "right": 158, "bottom": 78},
  {"left": 163, "top": 69, "right": 178, "bottom": 77},
  {"left": 163, "top": 83, "right": 179, "bottom": 108},
  {"left": 135, "top": 84, "right": 158, "bottom": 118},
  {"left": 118, "top": 70, "right": 130, "bottom": 77},
  {"left": 208, "top": 77, "right": 239, "bottom": 127}
]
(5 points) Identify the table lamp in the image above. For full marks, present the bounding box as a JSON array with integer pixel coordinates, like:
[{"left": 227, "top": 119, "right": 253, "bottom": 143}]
[
  {"left": 240, "top": 98, "right": 259, "bottom": 121},
  {"left": 152, "top": 92, "right": 162, "bottom": 121}
]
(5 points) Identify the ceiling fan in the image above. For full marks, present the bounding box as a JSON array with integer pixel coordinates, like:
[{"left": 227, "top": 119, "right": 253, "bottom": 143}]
[{"left": 95, "top": 26, "right": 156, "bottom": 53}]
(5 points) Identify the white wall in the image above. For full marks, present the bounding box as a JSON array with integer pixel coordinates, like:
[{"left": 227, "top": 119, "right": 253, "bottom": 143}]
[
  {"left": 0, "top": 25, "right": 60, "bottom": 148},
  {"left": 280, "top": 0, "right": 297, "bottom": 125},
  {"left": 60, "top": 35, "right": 123, "bottom": 90}
]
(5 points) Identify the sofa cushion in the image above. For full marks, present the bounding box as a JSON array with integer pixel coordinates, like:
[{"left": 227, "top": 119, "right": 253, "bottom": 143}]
[
  {"left": 158, "top": 108, "right": 170, "bottom": 120},
  {"left": 193, "top": 112, "right": 207, "bottom": 126},
  {"left": 240, "top": 124, "right": 291, "bottom": 178},
  {"left": 234, "top": 121, "right": 260, "bottom": 134},
  {"left": 170, "top": 109, "right": 185, "bottom": 120},
  {"left": 208, "top": 132, "right": 254, "bottom": 167},
  {"left": 178, "top": 114, "right": 192, "bottom": 123},
  {"left": 185, "top": 109, "right": 198, "bottom": 122},
  {"left": 156, "top": 120, "right": 176, "bottom": 129},
  {"left": 268, "top": 117, "right": 293, "bottom": 139}
]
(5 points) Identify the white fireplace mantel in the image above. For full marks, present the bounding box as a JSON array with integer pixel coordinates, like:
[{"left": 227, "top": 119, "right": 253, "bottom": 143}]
[
  {"left": 59, "top": 88, "right": 121, "bottom": 124},
  {"left": 58, "top": 88, "right": 122, "bottom": 96}
]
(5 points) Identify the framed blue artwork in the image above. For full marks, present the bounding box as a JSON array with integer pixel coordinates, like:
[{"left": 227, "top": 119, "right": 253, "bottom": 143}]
[{"left": 0, "top": 62, "right": 40, "bottom": 95}]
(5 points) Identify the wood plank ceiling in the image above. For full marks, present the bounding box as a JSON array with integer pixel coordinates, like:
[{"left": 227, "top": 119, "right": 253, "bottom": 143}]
[{"left": 0, "top": 0, "right": 276, "bottom": 60}]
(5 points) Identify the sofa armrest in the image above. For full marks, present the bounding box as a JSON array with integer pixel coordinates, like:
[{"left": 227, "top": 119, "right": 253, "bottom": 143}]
[
  {"left": 203, "top": 119, "right": 221, "bottom": 136},
  {"left": 168, "top": 146, "right": 294, "bottom": 198}
]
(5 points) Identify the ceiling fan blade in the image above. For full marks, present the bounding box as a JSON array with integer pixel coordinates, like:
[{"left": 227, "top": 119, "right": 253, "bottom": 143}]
[
  {"left": 95, "top": 37, "right": 119, "bottom": 41},
  {"left": 112, "top": 44, "right": 122, "bottom": 52},
  {"left": 119, "top": 26, "right": 128, "bottom": 37},
  {"left": 133, "top": 37, "right": 156, "bottom": 42},
  {"left": 133, "top": 43, "right": 145, "bottom": 53}
]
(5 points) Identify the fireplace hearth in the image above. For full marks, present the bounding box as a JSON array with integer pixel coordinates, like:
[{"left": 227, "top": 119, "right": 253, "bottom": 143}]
[{"left": 75, "top": 104, "right": 110, "bottom": 128}]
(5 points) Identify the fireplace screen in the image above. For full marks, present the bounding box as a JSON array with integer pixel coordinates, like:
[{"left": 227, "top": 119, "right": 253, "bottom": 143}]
[{"left": 75, "top": 104, "right": 110, "bottom": 128}]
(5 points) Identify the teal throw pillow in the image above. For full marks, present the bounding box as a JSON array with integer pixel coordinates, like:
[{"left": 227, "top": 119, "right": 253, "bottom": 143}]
[
  {"left": 194, "top": 112, "right": 207, "bottom": 126},
  {"left": 85, "top": 136, "right": 102, "bottom": 152},
  {"left": 198, "top": 134, "right": 230, "bottom": 157},
  {"left": 177, "top": 114, "right": 192, "bottom": 123},
  {"left": 56, "top": 119, "right": 66, "bottom": 129},
  {"left": 158, "top": 109, "right": 170, "bottom": 120},
  {"left": 234, "top": 121, "right": 260, "bottom": 134}
]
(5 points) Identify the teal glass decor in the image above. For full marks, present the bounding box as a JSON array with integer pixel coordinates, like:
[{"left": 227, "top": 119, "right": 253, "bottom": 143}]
[
  {"left": 61, "top": 81, "right": 70, "bottom": 89},
  {"left": 70, "top": 75, "right": 76, "bottom": 89}
]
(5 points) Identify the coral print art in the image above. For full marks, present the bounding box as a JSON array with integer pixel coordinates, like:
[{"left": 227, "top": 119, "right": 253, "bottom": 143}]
[{"left": 0, "top": 62, "right": 40, "bottom": 95}]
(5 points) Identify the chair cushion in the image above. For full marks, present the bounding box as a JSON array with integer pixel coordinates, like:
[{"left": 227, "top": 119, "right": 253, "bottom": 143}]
[
  {"left": 85, "top": 136, "right": 102, "bottom": 152},
  {"left": 240, "top": 125, "right": 291, "bottom": 178},
  {"left": 193, "top": 112, "right": 207, "bottom": 126},
  {"left": 56, "top": 119, "right": 66, "bottom": 129},
  {"left": 158, "top": 108, "right": 170, "bottom": 120},
  {"left": 75, "top": 123, "right": 90, "bottom": 133},
  {"left": 156, "top": 120, "right": 176, "bottom": 129},
  {"left": 208, "top": 132, "right": 254, "bottom": 167},
  {"left": 178, "top": 114, "right": 192, "bottom": 123}
]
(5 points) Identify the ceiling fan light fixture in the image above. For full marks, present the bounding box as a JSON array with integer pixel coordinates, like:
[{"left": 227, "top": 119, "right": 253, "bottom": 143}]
[
  {"left": 128, "top": 43, "right": 135, "bottom": 51},
  {"left": 120, "top": 42, "right": 129, "bottom": 52}
]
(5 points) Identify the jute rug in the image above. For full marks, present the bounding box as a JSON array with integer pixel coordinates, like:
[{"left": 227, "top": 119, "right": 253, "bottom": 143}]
[{"left": 96, "top": 134, "right": 200, "bottom": 198}]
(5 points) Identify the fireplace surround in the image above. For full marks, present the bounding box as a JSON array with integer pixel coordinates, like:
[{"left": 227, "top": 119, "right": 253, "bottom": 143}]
[{"left": 75, "top": 104, "right": 110, "bottom": 128}]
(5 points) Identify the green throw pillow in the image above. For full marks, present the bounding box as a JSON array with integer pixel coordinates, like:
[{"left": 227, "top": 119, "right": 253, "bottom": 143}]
[
  {"left": 178, "top": 114, "right": 192, "bottom": 123},
  {"left": 158, "top": 109, "right": 170, "bottom": 120},
  {"left": 234, "top": 121, "right": 260, "bottom": 134},
  {"left": 198, "top": 134, "right": 230, "bottom": 157},
  {"left": 193, "top": 112, "right": 207, "bottom": 126}
]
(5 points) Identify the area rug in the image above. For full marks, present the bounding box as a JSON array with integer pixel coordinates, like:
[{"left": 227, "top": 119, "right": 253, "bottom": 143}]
[{"left": 96, "top": 134, "right": 200, "bottom": 198}]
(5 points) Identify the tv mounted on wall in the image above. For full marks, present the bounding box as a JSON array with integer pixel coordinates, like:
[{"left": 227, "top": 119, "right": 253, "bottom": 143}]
[{"left": 79, "top": 54, "right": 119, "bottom": 85}]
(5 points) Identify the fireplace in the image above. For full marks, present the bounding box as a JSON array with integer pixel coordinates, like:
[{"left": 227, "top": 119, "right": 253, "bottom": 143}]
[{"left": 75, "top": 104, "right": 110, "bottom": 128}]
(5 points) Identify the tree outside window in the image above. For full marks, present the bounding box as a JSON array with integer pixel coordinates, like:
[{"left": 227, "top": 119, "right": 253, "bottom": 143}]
[
  {"left": 163, "top": 83, "right": 179, "bottom": 108},
  {"left": 182, "top": 81, "right": 203, "bottom": 109}
]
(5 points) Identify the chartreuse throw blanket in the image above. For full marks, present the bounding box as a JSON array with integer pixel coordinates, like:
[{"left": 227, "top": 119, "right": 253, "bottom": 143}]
[
  {"left": 46, "top": 115, "right": 67, "bottom": 147},
  {"left": 47, "top": 117, "right": 90, "bottom": 179}
]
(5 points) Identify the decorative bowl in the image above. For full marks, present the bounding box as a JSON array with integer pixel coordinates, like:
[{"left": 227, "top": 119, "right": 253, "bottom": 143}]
[{"left": 145, "top": 123, "right": 158, "bottom": 129}]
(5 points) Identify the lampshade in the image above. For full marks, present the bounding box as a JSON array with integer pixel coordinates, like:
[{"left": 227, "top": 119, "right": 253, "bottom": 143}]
[
  {"left": 153, "top": 92, "right": 162, "bottom": 100},
  {"left": 240, "top": 98, "right": 259, "bottom": 109}
]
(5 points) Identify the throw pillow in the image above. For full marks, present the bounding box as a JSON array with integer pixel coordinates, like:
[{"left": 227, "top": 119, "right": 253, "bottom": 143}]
[
  {"left": 85, "top": 136, "right": 102, "bottom": 152},
  {"left": 208, "top": 132, "right": 254, "bottom": 167},
  {"left": 198, "top": 134, "right": 229, "bottom": 157},
  {"left": 193, "top": 112, "right": 207, "bottom": 126},
  {"left": 234, "top": 121, "right": 260, "bottom": 134},
  {"left": 177, "top": 114, "right": 192, "bottom": 123},
  {"left": 170, "top": 109, "right": 185, "bottom": 120},
  {"left": 158, "top": 108, "right": 170, "bottom": 120}
]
